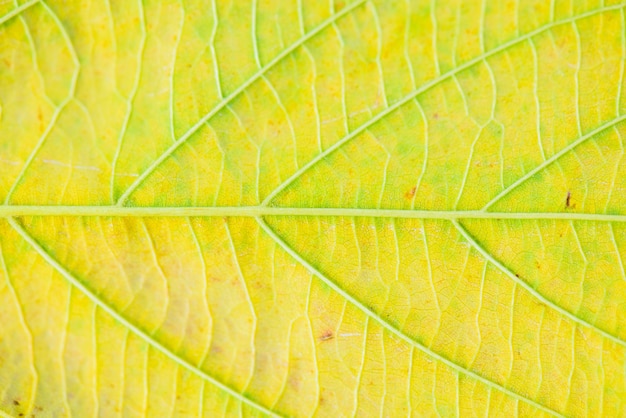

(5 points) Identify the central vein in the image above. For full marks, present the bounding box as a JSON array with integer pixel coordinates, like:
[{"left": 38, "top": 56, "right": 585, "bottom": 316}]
[{"left": 0, "top": 205, "right": 624, "bottom": 222}]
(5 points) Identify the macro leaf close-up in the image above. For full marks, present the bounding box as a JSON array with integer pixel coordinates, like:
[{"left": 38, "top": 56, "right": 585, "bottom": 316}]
[{"left": 2, "top": 0, "right": 626, "bottom": 416}]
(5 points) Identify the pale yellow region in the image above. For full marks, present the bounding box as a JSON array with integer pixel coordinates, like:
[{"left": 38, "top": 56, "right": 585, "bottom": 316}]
[
  {"left": 555, "top": 0, "right": 607, "bottom": 19},
  {"left": 9, "top": 100, "right": 115, "bottom": 205},
  {"left": 254, "top": 0, "right": 301, "bottom": 67},
  {"left": 1, "top": 0, "right": 162, "bottom": 205},
  {"left": 0, "top": 233, "right": 36, "bottom": 415},
  {"left": 433, "top": 0, "right": 482, "bottom": 73},
  {"left": 17, "top": 216, "right": 325, "bottom": 416},
  {"left": 0, "top": 219, "right": 255, "bottom": 417},
  {"left": 211, "top": 0, "right": 256, "bottom": 95},
  {"left": 576, "top": 11, "right": 624, "bottom": 132},
  {"left": 404, "top": 0, "right": 438, "bottom": 89},
  {"left": 304, "top": 21, "right": 350, "bottom": 152},
  {"left": 535, "top": 24, "right": 589, "bottom": 157},
  {"left": 112, "top": 0, "right": 185, "bottom": 199},
  {"left": 376, "top": 1, "right": 416, "bottom": 102},
  {"left": 170, "top": 0, "right": 222, "bottom": 139},
  {"left": 266, "top": 215, "right": 626, "bottom": 415},
  {"left": 305, "top": 276, "right": 548, "bottom": 417},
  {"left": 338, "top": 3, "right": 388, "bottom": 131},
  {"left": 16, "top": 2, "right": 77, "bottom": 105},
  {"left": 3, "top": 212, "right": 571, "bottom": 417},
  {"left": 0, "top": 2, "right": 69, "bottom": 203},
  {"left": 48, "top": 0, "right": 138, "bottom": 159}
]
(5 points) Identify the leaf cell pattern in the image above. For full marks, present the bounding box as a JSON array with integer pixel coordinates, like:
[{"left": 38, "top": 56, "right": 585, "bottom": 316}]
[{"left": 1, "top": 0, "right": 626, "bottom": 417}]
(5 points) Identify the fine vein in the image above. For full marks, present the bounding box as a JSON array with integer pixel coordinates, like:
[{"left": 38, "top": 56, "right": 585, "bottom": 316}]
[
  {"left": 261, "top": 3, "right": 626, "bottom": 206},
  {"left": 115, "top": 0, "right": 368, "bottom": 206},
  {"left": 452, "top": 219, "right": 626, "bottom": 348},
  {"left": 482, "top": 114, "right": 626, "bottom": 211},
  {"left": 255, "top": 216, "right": 564, "bottom": 418},
  {"left": 0, "top": 0, "right": 39, "bottom": 27},
  {"left": 7, "top": 217, "right": 282, "bottom": 418}
]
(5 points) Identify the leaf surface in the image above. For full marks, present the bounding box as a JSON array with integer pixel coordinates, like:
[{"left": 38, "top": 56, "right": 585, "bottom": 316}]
[{"left": 1, "top": 0, "right": 626, "bottom": 416}]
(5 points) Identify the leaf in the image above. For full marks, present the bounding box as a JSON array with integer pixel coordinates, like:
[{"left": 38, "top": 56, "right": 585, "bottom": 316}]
[{"left": 0, "top": 0, "right": 625, "bottom": 416}]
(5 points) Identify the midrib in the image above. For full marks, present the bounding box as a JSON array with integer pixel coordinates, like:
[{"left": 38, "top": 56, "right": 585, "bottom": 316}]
[{"left": 0, "top": 205, "right": 625, "bottom": 222}]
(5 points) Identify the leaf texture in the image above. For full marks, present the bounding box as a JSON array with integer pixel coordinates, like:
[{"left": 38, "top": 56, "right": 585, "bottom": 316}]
[{"left": 1, "top": 0, "right": 626, "bottom": 416}]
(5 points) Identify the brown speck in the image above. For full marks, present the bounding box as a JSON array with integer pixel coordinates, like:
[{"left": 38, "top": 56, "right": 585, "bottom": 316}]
[
  {"left": 13, "top": 400, "right": 19, "bottom": 406},
  {"left": 405, "top": 186, "right": 416, "bottom": 200},
  {"left": 433, "top": 113, "right": 439, "bottom": 119},
  {"left": 514, "top": 273, "right": 520, "bottom": 278},
  {"left": 535, "top": 261, "right": 541, "bottom": 270},
  {"left": 565, "top": 191, "right": 571, "bottom": 208},
  {"left": 319, "top": 330, "right": 334, "bottom": 341}
]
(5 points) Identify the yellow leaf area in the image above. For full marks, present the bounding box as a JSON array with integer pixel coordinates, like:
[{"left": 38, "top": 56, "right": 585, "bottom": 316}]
[{"left": 1, "top": 0, "right": 626, "bottom": 416}]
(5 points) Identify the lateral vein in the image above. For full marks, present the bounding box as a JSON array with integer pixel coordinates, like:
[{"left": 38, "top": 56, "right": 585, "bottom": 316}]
[
  {"left": 7, "top": 217, "right": 282, "bottom": 418},
  {"left": 255, "top": 216, "right": 565, "bottom": 418}
]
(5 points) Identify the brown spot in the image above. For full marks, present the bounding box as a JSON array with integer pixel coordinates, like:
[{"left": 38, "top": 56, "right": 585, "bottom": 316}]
[
  {"left": 405, "top": 186, "right": 416, "bottom": 200},
  {"left": 13, "top": 400, "right": 19, "bottom": 406},
  {"left": 535, "top": 261, "right": 541, "bottom": 270},
  {"left": 565, "top": 191, "right": 571, "bottom": 208},
  {"left": 433, "top": 113, "right": 439, "bottom": 119},
  {"left": 514, "top": 273, "right": 520, "bottom": 278},
  {"left": 319, "top": 330, "right": 334, "bottom": 341}
]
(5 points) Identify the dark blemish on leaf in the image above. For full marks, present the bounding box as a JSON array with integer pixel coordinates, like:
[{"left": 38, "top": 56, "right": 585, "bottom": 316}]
[
  {"left": 13, "top": 400, "right": 19, "bottom": 406},
  {"left": 515, "top": 273, "right": 520, "bottom": 278},
  {"left": 405, "top": 186, "right": 416, "bottom": 200},
  {"left": 535, "top": 261, "right": 541, "bottom": 270},
  {"left": 433, "top": 113, "right": 439, "bottom": 119},
  {"left": 319, "top": 330, "right": 334, "bottom": 341},
  {"left": 565, "top": 191, "right": 576, "bottom": 209}
]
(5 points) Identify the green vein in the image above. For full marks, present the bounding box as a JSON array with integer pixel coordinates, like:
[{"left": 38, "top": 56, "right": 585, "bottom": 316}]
[
  {"left": 115, "top": 0, "right": 368, "bottom": 206},
  {"left": 255, "top": 216, "right": 564, "bottom": 418},
  {"left": 452, "top": 219, "right": 626, "bottom": 348},
  {"left": 482, "top": 114, "right": 626, "bottom": 211},
  {"left": 7, "top": 217, "right": 281, "bottom": 418},
  {"left": 0, "top": 0, "right": 38, "bottom": 26},
  {"left": 2, "top": 205, "right": 626, "bottom": 221},
  {"left": 261, "top": 2, "right": 626, "bottom": 206}
]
